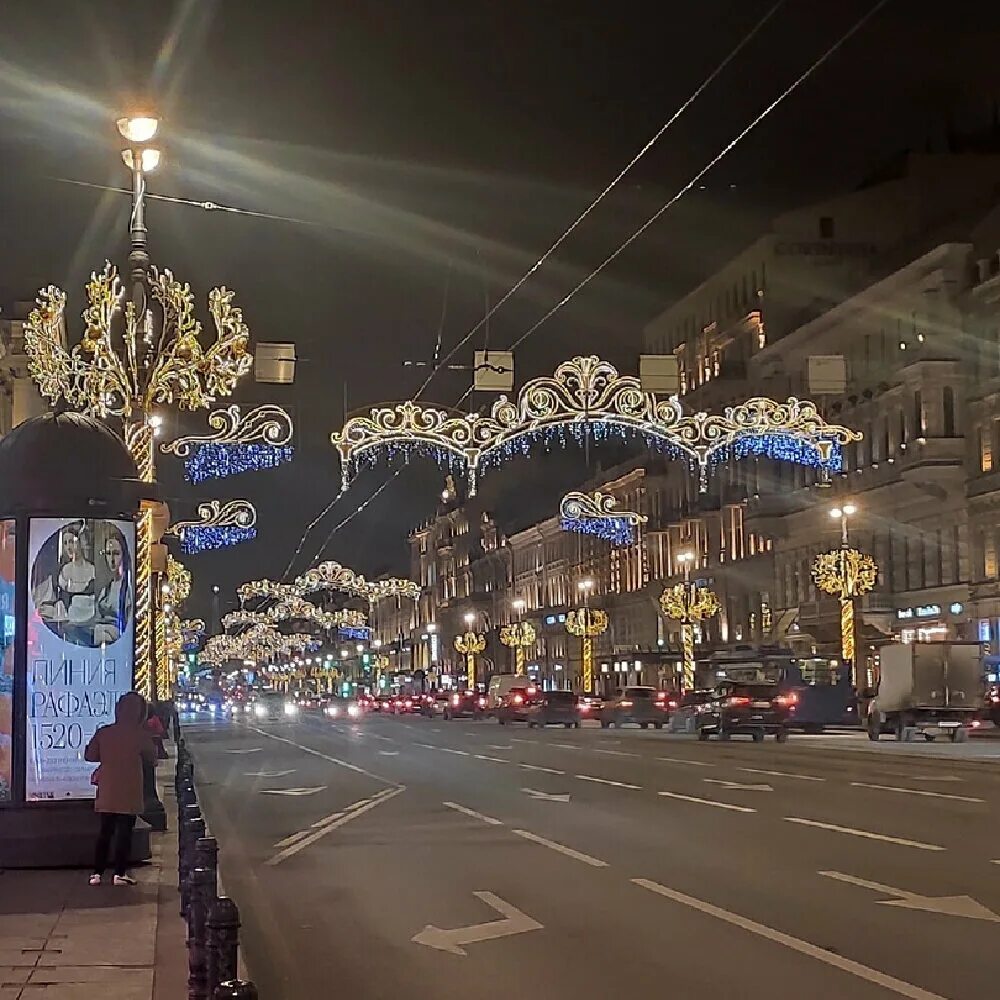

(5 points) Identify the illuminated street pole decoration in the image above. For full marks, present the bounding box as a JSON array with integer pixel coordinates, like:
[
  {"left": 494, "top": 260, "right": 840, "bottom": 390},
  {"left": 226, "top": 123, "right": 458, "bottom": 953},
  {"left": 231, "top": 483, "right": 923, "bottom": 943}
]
[
  {"left": 659, "top": 552, "right": 720, "bottom": 692},
  {"left": 161, "top": 403, "right": 294, "bottom": 482},
  {"left": 332, "top": 355, "right": 860, "bottom": 496},
  {"left": 559, "top": 490, "right": 647, "bottom": 546},
  {"left": 23, "top": 114, "right": 252, "bottom": 698},
  {"left": 165, "top": 499, "right": 257, "bottom": 554},
  {"left": 500, "top": 622, "right": 536, "bottom": 676},
  {"left": 455, "top": 613, "right": 486, "bottom": 690},
  {"left": 811, "top": 503, "right": 877, "bottom": 686},
  {"left": 566, "top": 580, "right": 607, "bottom": 694}
]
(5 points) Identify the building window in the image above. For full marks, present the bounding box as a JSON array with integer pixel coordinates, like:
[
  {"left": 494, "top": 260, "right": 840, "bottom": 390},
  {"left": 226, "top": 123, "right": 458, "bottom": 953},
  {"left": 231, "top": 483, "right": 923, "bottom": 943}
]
[
  {"left": 985, "top": 534, "right": 998, "bottom": 580},
  {"left": 819, "top": 216, "right": 834, "bottom": 239},
  {"left": 981, "top": 427, "right": 993, "bottom": 472},
  {"left": 943, "top": 386, "right": 956, "bottom": 437}
]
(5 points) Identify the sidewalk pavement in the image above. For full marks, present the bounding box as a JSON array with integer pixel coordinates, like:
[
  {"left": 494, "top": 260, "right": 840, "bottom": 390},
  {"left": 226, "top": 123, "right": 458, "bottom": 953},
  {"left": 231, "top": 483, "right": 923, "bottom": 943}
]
[{"left": 0, "top": 756, "right": 186, "bottom": 999}]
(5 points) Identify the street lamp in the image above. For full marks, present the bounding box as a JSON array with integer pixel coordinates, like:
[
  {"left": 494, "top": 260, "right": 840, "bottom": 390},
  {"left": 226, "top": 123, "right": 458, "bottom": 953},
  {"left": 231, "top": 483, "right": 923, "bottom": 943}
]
[
  {"left": 813, "top": 502, "right": 877, "bottom": 686},
  {"left": 659, "top": 550, "right": 719, "bottom": 693},
  {"left": 24, "top": 112, "right": 253, "bottom": 698}
]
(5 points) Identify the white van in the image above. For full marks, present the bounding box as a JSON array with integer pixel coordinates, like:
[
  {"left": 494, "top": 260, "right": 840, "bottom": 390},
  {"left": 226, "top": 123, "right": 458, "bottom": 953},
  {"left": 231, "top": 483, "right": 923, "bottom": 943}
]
[{"left": 487, "top": 674, "right": 533, "bottom": 710}]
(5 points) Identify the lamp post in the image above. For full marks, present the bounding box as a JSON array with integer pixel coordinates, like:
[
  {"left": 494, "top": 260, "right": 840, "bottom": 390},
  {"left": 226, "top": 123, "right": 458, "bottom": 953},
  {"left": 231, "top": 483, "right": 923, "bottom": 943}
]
[
  {"left": 500, "top": 598, "right": 535, "bottom": 675},
  {"left": 566, "top": 579, "right": 607, "bottom": 694},
  {"left": 812, "top": 502, "right": 878, "bottom": 687},
  {"left": 24, "top": 112, "right": 253, "bottom": 699},
  {"left": 454, "top": 612, "right": 486, "bottom": 691},
  {"left": 659, "top": 551, "right": 719, "bottom": 693}
]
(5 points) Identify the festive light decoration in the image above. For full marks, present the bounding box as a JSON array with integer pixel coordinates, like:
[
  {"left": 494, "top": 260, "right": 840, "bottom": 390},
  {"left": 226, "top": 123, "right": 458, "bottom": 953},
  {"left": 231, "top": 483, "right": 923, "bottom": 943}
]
[
  {"left": 499, "top": 621, "right": 536, "bottom": 675},
  {"left": 167, "top": 499, "right": 258, "bottom": 554},
  {"left": 25, "top": 262, "right": 253, "bottom": 698},
  {"left": 660, "top": 582, "right": 720, "bottom": 692},
  {"left": 338, "top": 625, "right": 372, "bottom": 641},
  {"left": 162, "top": 403, "right": 294, "bottom": 482},
  {"left": 559, "top": 490, "right": 647, "bottom": 546},
  {"left": 332, "top": 355, "right": 860, "bottom": 496},
  {"left": 201, "top": 624, "right": 321, "bottom": 667},
  {"left": 454, "top": 631, "right": 487, "bottom": 690},
  {"left": 812, "top": 547, "right": 878, "bottom": 673},
  {"left": 565, "top": 608, "right": 608, "bottom": 693},
  {"left": 237, "top": 562, "right": 420, "bottom": 606}
]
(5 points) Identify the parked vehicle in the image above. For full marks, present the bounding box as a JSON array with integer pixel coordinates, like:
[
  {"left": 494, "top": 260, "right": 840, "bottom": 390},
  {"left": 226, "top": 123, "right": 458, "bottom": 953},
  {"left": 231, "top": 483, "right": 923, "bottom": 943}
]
[
  {"left": 696, "top": 681, "right": 793, "bottom": 741},
  {"left": 867, "top": 642, "right": 981, "bottom": 742},
  {"left": 443, "top": 690, "right": 488, "bottom": 720},
  {"left": 600, "top": 687, "right": 672, "bottom": 728},
  {"left": 525, "top": 691, "right": 581, "bottom": 728}
]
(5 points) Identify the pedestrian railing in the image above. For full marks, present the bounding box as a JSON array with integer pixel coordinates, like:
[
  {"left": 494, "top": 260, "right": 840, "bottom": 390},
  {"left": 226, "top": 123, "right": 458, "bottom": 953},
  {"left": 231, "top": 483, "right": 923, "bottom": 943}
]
[{"left": 175, "top": 738, "right": 259, "bottom": 1000}]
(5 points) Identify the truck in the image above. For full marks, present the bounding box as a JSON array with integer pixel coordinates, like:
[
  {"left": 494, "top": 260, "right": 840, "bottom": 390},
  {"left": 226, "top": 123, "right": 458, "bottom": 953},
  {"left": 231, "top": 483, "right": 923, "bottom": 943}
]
[{"left": 866, "top": 642, "right": 981, "bottom": 743}]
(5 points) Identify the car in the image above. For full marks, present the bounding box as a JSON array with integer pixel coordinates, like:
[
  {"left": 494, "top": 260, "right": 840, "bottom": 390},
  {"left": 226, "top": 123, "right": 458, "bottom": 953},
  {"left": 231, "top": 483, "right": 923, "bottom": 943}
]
[
  {"left": 298, "top": 691, "right": 328, "bottom": 712},
  {"left": 696, "top": 682, "right": 794, "bottom": 742},
  {"left": 488, "top": 674, "right": 533, "bottom": 711},
  {"left": 496, "top": 685, "right": 541, "bottom": 724},
  {"left": 325, "top": 697, "right": 364, "bottom": 720},
  {"left": 600, "top": 687, "right": 673, "bottom": 728},
  {"left": 443, "top": 690, "right": 488, "bottom": 720},
  {"left": 525, "top": 690, "right": 581, "bottom": 728},
  {"left": 393, "top": 694, "right": 423, "bottom": 715},
  {"left": 372, "top": 695, "right": 394, "bottom": 713},
  {"left": 578, "top": 695, "right": 605, "bottom": 721},
  {"left": 251, "top": 692, "right": 295, "bottom": 722}
]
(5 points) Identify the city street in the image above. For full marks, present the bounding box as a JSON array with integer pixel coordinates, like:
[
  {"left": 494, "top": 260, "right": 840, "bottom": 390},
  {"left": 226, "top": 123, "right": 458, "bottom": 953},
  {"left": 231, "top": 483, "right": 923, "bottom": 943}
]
[{"left": 187, "top": 714, "right": 1000, "bottom": 1000}]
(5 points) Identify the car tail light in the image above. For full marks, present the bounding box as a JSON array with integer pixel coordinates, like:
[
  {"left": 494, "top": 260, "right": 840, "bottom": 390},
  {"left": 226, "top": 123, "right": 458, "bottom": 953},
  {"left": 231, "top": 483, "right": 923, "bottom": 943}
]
[
  {"left": 620, "top": 700, "right": 633, "bottom": 708},
  {"left": 727, "top": 696, "right": 751, "bottom": 707},
  {"left": 527, "top": 686, "right": 537, "bottom": 696},
  {"left": 668, "top": 700, "right": 678, "bottom": 709},
  {"left": 451, "top": 694, "right": 460, "bottom": 706},
  {"left": 580, "top": 703, "right": 590, "bottom": 712},
  {"left": 404, "top": 699, "right": 412, "bottom": 709},
  {"left": 478, "top": 697, "right": 486, "bottom": 707},
  {"left": 513, "top": 694, "right": 524, "bottom": 705},
  {"left": 775, "top": 693, "right": 798, "bottom": 707},
  {"left": 973, "top": 719, "right": 982, "bottom": 728}
]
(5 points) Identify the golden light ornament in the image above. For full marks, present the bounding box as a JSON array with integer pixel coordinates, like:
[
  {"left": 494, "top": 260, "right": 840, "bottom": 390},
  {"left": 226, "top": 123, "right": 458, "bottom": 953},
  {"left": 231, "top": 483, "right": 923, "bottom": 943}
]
[
  {"left": 659, "top": 583, "right": 720, "bottom": 692},
  {"left": 499, "top": 621, "right": 536, "bottom": 675},
  {"left": 25, "top": 263, "right": 252, "bottom": 697},
  {"left": 565, "top": 608, "right": 608, "bottom": 694},
  {"left": 811, "top": 547, "right": 878, "bottom": 675},
  {"left": 332, "top": 355, "right": 861, "bottom": 496},
  {"left": 454, "top": 630, "right": 487, "bottom": 690}
]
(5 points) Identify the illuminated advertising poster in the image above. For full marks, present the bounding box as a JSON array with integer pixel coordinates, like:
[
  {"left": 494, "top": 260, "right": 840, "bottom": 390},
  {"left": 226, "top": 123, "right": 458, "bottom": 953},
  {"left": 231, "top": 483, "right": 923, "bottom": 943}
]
[
  {"left": 26, "top": 517, "right": 135, "bottom": 801},
  {"left": 0, "top": 520, "right": 15, "bottom": 802}
]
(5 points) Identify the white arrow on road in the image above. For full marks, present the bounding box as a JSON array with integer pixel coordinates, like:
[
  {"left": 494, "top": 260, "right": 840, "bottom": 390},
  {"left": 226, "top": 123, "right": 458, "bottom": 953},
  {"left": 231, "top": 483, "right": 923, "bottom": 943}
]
[
  {"left": 224, "top": 748, "right": 262, "bottom": 754},
  {"left": 245, "top": 769, "right": 296, "bottom": 778},
  {"left": 261, "top": 786, "right": 326, "bottom": 797},
  {"left": 522, "top": 787, "right": 571, "bottom": 803},
  {"left": 704, "top": 779, "right": 773, "bottom": 792},
  {"left": 412, "top": 891, "right": 542, "bottom": 955},
  {"left": 819, "top": 871, "right": 1000, "bottom": 922}
]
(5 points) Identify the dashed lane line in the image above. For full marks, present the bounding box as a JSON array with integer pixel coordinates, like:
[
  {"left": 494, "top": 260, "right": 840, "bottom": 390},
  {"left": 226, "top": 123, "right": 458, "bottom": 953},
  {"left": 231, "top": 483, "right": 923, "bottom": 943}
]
[
  {"left": 658, "top": 790, "right": 756, "bottom": 814},
  {"left": 576, "top": 775, "right": 641, "bottom": 790},
  {"left": 443, "top": 801, "right": 503, "bottom": 826},
  {"left": 849, "top": 781, "right": 984, "bottom": 804},
  {"left": 739, "top": 767, "right": 824, "bottom": 782},
  {"left": 519, "top": 763, "right": 565, "bottom": 775},
  {"left": 785, "top": 817, "right": 945, "bottom": 852},
  {"left": 249, "top": 728, "right": 398, "bottom": 787},
  {"left": 656, "top": 756, "right": 714, "bottom": 767},
  {"left": 513, "top": 829, "right": 608, "bottom": 868}
]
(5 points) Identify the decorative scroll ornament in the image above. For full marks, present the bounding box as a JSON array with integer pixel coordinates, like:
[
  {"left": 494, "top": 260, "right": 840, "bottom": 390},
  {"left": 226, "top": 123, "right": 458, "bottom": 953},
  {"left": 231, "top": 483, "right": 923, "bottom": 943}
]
[
  {"left": 499, "top": 621, "right": 537, "bottom": 647},
  {"left": 565, "top": 608, "right": 609, "bottom": 638},
  {"left": 161, "top": 403, "right": 294, "bottom": 483},
  {"left": 812, "top": 548, "right": 878, "bottom": 600},
  {"left": 165, "top": 555, "right": 192, "bottom": 604},
  {"left": 559, "top": 490, "right": 647, "bottom": 546},
  {"left": 295, "top": 561, "right": 369, "bottom": 600},
  {"left": 24, "top": 262, "right": 252, "bottom": 420},
  {"left": 237, "top": 564, "right": 420, "bottom": 606},
  {"left": 237, "top": 579, "right": 302, "bottom": 604},
  {"left": 659, "top": 584, "right": 721, "bottom": 623},
  {"left": 166, "top": 499, "right": 257, "bottom": 554},
  {"left": 332, "top": 355, "right": 861, "bottom": 495},
  {"left": 180, "top": 618, "right": 205, "bottom": 642},
  {"left": 222, "top": 609, "right": 268, "bottom": 631},
  {"left": 201, "top": 624, "right": 321, "bottom": 666}
]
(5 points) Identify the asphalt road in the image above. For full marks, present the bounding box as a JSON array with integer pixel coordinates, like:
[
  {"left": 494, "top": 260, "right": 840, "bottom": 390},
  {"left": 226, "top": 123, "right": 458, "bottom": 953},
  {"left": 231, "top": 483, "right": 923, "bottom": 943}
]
[{"left": 184, "top": 713, "right": 1000, "bottom": 1000}]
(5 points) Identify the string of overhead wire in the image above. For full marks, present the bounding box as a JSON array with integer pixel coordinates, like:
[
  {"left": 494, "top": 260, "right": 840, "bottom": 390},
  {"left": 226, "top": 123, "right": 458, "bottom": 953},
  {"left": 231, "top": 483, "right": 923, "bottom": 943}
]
[{"left": 282, "top": 3, "right": 788, "bottom": 578}]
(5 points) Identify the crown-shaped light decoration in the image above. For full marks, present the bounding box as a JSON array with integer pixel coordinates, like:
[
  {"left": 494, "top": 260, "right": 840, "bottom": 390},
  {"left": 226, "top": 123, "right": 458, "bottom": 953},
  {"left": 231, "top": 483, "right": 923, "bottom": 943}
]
[
  {"left": 559, "top": 490, "right": 647, "bottom": 546},
  {"left": 166, "top": 499, "right": 257, "bottom": 554},
  {"left": 162, "top": 403, "right": 294, "bottom": 483},
  {"left": 332, "top": 355, "right": 861, "bottom": 496}
]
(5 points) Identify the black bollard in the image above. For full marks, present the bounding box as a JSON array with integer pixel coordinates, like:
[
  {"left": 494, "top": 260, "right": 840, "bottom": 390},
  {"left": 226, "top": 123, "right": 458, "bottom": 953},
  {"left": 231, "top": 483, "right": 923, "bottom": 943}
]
[
  {"left": 187, "top": 866, "right": 215, "bottom": 1000},
  {"left": 180, "top": 815, "right": 205, "bottom": 914},
  {"left": 213, "top": 983, "right": 257, "bottom": 1000},
  {"left": 194, "top": 837, "right": 219, "bottom": 901},
  {"left": 206, "top": 897, "right": 240, "bottom": 994},
  {"left": 177, "top": 803, "right": 200, "bottom": 892}
]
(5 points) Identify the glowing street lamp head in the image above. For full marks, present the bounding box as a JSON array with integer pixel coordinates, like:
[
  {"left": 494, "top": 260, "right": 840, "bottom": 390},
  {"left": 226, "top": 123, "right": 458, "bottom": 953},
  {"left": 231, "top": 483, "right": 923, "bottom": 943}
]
[
  {"left": 464, "top": 612, "right": 475, "bottom": 626},
  {"left": 117, "top": 115, "right": 159, "bottom": 144},
  {"left": 426, "top": 622, "right": 437, "bottom": 633},
  {"left": 121, "top": 147, "right": 161, "bottom": 172},
  {"left": 577, "top": 578, "right": 594, "bottom": 593},
  {"left": 512, "top": 598, "right": 526, "bottom": 613},
  {"left": 677, "top": 551, "right": 694, "bottom": 565}
]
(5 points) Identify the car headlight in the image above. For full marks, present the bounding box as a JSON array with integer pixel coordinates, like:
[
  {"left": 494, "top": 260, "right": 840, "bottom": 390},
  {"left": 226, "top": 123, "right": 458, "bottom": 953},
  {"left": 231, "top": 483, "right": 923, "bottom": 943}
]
[
  {"left": 254, "top": 705, "right": 267, "bottom": 718},
  {"left": 348, "top": 704, "right": 361, "bottom": 718},
  {"left": 284, "top": 702, "right": 298, "bottom": 716}
]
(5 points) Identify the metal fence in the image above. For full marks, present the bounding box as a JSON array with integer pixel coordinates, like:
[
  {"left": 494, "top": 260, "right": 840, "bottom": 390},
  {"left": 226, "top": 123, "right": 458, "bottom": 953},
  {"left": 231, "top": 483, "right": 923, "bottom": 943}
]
[{"left": 175, "top": 739, "right": 259, "bottom": 1000}]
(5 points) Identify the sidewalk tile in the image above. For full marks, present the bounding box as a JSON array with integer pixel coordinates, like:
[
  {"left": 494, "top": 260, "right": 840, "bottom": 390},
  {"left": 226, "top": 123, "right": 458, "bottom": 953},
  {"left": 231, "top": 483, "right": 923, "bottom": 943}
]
[{"left": 28, "top": 967, "right": 153, "bottom": 987}]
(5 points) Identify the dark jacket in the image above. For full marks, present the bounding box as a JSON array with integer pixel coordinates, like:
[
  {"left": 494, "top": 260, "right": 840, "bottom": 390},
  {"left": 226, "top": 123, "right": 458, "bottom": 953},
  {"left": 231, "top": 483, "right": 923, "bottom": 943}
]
[{"left": 84, "top": 692, "right": 156, "bottom": 815}]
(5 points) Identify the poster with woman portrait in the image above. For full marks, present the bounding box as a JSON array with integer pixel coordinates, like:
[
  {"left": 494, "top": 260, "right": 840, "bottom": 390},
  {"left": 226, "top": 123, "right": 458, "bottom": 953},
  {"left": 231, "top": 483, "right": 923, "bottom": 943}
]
[
  {"left": 0, "top": 520, "right": 15, "bottom": 802},
  {"left": 25, "top": 517, "right": 135, "bottom": 800}
]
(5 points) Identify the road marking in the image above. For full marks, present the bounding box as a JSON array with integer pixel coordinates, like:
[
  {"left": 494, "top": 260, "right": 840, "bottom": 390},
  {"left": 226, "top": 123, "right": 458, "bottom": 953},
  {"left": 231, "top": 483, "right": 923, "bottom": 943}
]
[
  {"left": 243, "top": 769, "right": 295, "bottom": 778},
  {"left": 592, "top": 749, "right": 638, "bottom": 758},
  {"left": 909, "top": 774, "right": 962, "bottom": 782},
  {"left": 704, "top": 779, "right": 773, "bottom": 792},
  {"left": 223, "top": 747, "right": 262, "bottom": 754},
  {"left": 785, "top": 818, "right": 945, "bottom": 852},
  {"left": 511, "top": 737, "right": 538, "bottom": 744},
  {"left": 379, "top": 750, "right": 399, "bottom": 756},
  {"left": 656, "top": 756, "right": 713, "bottom": 767},
  {"left": 274, "top": 794, "right": 379, "bottom": 848},
  {"left": 266, "top": 786, "right": 404, "bottom": 865},
  {"left": 431, "top": 728, "right": 442, "bottom": 733},
  {"left": 513, "top": 829, "right": 607, "bottom": 867},
  {"left": 488, "top": 745, "right": 513, "bottom": 751},
  {"left": 441, "top": 748, "right": 470, "bottom": 756},
  {"left": 850, "top": 781, "right": 984, "bottom": 804},
  {"left": 415, "top": 742, "right": 437, "bottom": 750},
  {"left": 250, "top": 728, "right": 398, "bottom": 786},
  {"left": 576, "top": 774, "right": 640, "bottom": 790},
  {"left": 522, "top": 788, "right": 570, "bottom": 802},
  {"left": 553, "top": 743, "right": 581, "bottom": 750},
  {"left": 658, "top": 790, "right": 756, "bottom": 813},
  {"left": 819, "top": 871, "right": 1000, "bottom": 921},
  {"left": 412, "top": 891, "right": 542, "bottom": 956},
  {"left": 464, "top": 732, "right": 478, "bottom": 737},
  {"left": 739, "top": 767, "right": 823, "bottom": 782},
  {"left": 633, "top": 879, "right": 948, "bottom": 1000},
  {"left": 368, "top": 733, "right": 393, "bottom": 742},
  {"left": 261, "top": 786, "right": 325, "bottom": 797},
  {"left": 519, "top": 763, "right": 565, "bottom": 775},
  {"left": 443, "top": 801, "right": 503, "bottom": 826},
  {"left": 474, "top": 754, "right": 509, "bottom": 763}
]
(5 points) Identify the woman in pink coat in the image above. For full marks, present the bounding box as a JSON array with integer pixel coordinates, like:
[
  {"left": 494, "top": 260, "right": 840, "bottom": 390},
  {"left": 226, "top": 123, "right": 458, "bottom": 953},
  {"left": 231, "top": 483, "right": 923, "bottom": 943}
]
[{"left": 84, "top": 691, "right": 156, "bottom": 885}]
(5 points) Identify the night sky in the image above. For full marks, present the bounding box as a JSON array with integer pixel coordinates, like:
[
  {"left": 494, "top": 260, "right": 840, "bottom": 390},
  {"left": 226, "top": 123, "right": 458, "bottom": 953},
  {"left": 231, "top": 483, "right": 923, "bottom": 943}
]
[{"left": 1, "top": 0, "right": 999, "bottom": 624}]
